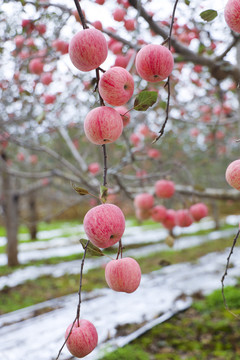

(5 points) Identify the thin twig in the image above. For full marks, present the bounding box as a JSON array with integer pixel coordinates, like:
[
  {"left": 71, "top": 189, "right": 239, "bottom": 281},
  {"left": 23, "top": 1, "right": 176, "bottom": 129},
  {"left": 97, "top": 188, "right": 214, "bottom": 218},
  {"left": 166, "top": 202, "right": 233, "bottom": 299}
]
[
  {"left": 55, "top": 240, "right": 90, "bottom": 359},
  {"left": 73, "top": 0, "right": 88, "bottom": 29},
  {"left": 221, "top": 230, "right": 240, "bottom": 318},
  {"left": 152, "top": 0, "right": 179, "bottom": 143},
  {"left": 102, "top": 144, "right": 108, "bottom": 187}
]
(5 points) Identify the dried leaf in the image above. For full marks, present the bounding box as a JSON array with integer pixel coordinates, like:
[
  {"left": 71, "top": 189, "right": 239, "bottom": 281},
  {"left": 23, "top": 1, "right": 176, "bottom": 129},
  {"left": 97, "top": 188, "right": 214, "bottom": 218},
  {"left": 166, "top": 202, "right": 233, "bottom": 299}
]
[{"left": 80, "top": 239, "right": 105, "bottom": 257}]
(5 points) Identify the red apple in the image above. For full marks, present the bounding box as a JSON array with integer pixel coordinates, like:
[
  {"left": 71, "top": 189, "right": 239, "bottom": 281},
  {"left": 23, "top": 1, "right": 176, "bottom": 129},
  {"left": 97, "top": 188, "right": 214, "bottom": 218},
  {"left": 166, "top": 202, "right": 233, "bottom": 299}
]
[
  {"left": 83, "top": 204, "right": 125, "bottom": 248},
  {"left": 84, "top": 106, "right": 123, "bottom": 145},
  {"left": 224, "top": 0, "right": 240, "bottom": 33},
  {"left": 151, "top": 205, "right": 167, "bottom": 222},
  {"left": 190, "top": 203, "right": 208, "bottom": 221},
  {"left": 88, "top": 162, "right": 100, "bottom": 175},
  {"left": 134, "top": 193, "right": 154, "bottom": 210},
  {"left": 225, "top": 159, "right": 240, "bottom": 191},
  {"left": 135, "top": 44, "right": 174, "bottom": 82},
  {"left": 155, "top": 180, "right": 175, "bottom": 198},
  {"left": 105, "top": 257, "right": 141, "bottom": 293},
  {"left": 99, "top": 67, "right": 134, "bottom": 106},
  {"left": 176, "top": 209, "right": 193, "bottom": 227},
  {"left": 65, "top": 319, "right": 98, "bottom": 358},
  {"left": 69, "top": 28, "right": 108, "bottom": 72},
  {"left": 29, "top": 58, "right": 44, "bottom": 75}
]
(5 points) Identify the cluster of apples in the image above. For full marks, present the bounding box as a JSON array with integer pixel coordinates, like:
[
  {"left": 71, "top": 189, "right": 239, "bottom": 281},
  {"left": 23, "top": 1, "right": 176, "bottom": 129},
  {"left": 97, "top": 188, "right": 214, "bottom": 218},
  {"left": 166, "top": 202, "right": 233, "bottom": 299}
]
[
  {"left": 65, "top": 203, "right": 141, "bottom": 358},
  {"left": 69, "top": 26, "right": 174, "bottom": 146},
  {"left": 134, "top": 180, "right": 208, "bottom": 230},
  {"left": 63, "top": 21, "right": 174, "bottom": 358}
]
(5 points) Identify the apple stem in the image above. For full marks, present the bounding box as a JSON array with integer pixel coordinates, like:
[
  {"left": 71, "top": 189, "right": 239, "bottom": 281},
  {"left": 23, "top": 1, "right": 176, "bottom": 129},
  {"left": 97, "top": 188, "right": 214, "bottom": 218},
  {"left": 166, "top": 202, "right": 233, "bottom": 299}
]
[
  {"left": 73, "top": 0, "right": 88, "bottom": 30},
  {"left": 116, "top": 239, "right": 123, "bottom": 259},
  {"left": 221, "top": 229, "right": 240, "bottom": 319}
]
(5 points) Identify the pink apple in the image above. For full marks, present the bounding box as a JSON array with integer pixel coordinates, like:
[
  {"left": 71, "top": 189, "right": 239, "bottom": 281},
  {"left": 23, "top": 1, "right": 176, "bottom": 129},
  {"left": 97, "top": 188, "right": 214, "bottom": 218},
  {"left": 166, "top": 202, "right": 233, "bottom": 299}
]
[
  {"left": 176, "top": 209, "right": 193, "bottom": 227},
  {"left": 135, "top": 44, "right": 174, "bottom": 82},
  {"left": 29, "top": 155, "right": 38, "bottom": 165},
  {"left": 88, "top": 162, "right": 100, "bottom": 175},
  {"left": 190, "top": 203, "right": 208, "bottom": 221},
  {"left": 113, "top": 8, "right": 126, "bottom": 22},
  {"left": 29, "top": 58, "right": 44, "bottom": 75},
  {"left": 162, "top": 209, "right": 176, "bottom": 230},
  {"left": 14, "top": 35, "right": 24, "bottom": 48},
  {"left": 25, "top": 38, "right": 35, "bottom": 47},
  {"left": 17, "top": 152, "right": 25, "bottom": 162},
  {"left": 99, "top": 67, "right": 134, "bottom": 106},
  {"left": 224, "top": 0, "right": 240, "bottom": 33},
  {"left": 84, "top": 106, "right": 123, "bottom": 145},
  {"left": 43, "top": 94, "right": 56, "bottom": 105},
  {"left": 83, "top": 204, "right": 125, "bottom": 248},
  {"left": 36, "top": 23, "right": 47, "bottom": 34},
  {"left": 92, "top": 21, "right": 103, "bottom": 31},
  {"left": 115, "top": 106, "right": 130, "bottom": 127},
  {"left": 151, "top": 205, "right": 167, "bottom": 222},
  {"left": 225, "top": 159, "right": 240, "bottom": 190},
  {"left": 134, "top": 193, "right": 154, "bottom": 210},
  {"left": 69, "top": 28, "right": 108, "bottom": 72},
  {"left": 105, "top": 257, "right": 141, "bottom": 293},
  {"left": 40, "top": 73, "right": 53, "bottom": 85},
  {"left": 147, "top": 148, "right": 161, "bottom": 159},
  {"left": 111, "top": 42, "right": 123, "bottom": 55},
  {"left": 114, "top": 54, "right": 129, "bottom": 68},
  {"left": 124, "top": 19, "right": 136, "bottom": 31},
  {"left": 130, "top": 133, "right": 141, "bottom": 146},
  {"left": 155, "top": 180, "right": 175, "bottom": 198},
  {"left": 65, "top": 319, "right": 98, "bottom": 358}
]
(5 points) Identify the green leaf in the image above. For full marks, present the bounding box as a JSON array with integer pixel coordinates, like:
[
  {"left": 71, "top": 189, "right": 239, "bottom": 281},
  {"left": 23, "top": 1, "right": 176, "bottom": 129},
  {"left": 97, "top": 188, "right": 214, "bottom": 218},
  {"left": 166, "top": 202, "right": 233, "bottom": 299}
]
[
  {"left": 134, "top": 91, "right": 158, "bottom": 111},
  {"left": 200, "top": 10, "right": 218, "bottom": 22},
  {"left": 100, "top": 185, "right": 108, "bottom": 203},
  {"left": 80, "top": 239, "right": 105, "bottom": 257},
  {"left": 72, "top": 184, "right": 89, "bottom": 196},
  {"left": 185, "top": 0, "right": 190, "bottom": 5}
]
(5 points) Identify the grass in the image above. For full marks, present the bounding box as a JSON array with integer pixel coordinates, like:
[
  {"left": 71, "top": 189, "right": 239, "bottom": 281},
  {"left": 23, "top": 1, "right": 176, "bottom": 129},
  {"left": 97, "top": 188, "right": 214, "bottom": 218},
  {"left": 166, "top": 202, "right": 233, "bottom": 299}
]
[
  {"left": 0, "top": 235, "right": 237, "bottom": 315},
  {"left": 102, "top": 285, "right": 240, "bottom": 360}
]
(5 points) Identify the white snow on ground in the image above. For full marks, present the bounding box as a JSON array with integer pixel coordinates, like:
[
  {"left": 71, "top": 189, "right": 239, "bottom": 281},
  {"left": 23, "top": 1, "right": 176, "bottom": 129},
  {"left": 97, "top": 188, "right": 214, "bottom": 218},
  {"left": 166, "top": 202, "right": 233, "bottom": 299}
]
[
  {"left": 0, "top": 216, "right": 238, "bottom": 266},
  {"left": 0, "top": 227, "right": 237, "bottom": 290},
  {"left": 0, "top": 248, "right": 239, "bottom": 360}
]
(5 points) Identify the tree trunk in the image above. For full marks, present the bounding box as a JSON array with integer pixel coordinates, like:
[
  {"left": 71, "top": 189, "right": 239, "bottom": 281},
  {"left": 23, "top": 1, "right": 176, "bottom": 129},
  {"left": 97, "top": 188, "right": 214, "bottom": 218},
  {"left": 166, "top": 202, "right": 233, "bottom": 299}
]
[
  {"left": 2, "top": 154, "right": 19, "bottom": 266},
  {"left": 28, "top": 192, "right": 38, "bottom": 240}
]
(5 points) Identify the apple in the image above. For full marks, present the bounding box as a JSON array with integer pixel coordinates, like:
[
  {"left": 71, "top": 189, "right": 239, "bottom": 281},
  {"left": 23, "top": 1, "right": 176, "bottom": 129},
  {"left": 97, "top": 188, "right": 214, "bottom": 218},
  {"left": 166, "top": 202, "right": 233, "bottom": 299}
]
[
  {"left": 83, "top": 204, "right": 125, "bottom": 248},
  {"left": 190, "top": 203, "right": 208, "bottom": 221},
  {"left": 130, "top": 133, "right": 141, "bottom": 146},
  {"left": 40, "top": 73, "right": 53, "bottom": 85},
  {"left": 84, "top": 106, "right": 123, "bottom": 145},
  {"left": 92, "top": 21, "right": 103, "bottom": 31},
  {"left": 176, "top": 209, "right": 193, "bottom": 227},
  {"left": 65, "top": 319, "right": 98, "bottom": 358},
  {"left": 88, "top": 162, "right": 100, "bottom": 175},
  {"left": 225, "top": 159, "right": 240, "bottom": 191},
  {"left": 69, "top": 28, "right": 108, "bottom": 72},
  {"left": 105, "top": 257, "right": 141, "bottom": 293},
  {"left": 36, "top": 23, "right": 47, "bottom": 35},
  {"left": 155, "top": 180, "right": 175, "bottom": 198},
  {"left": 14, "top": 35, "right": 24, "bottom": 48},
  {"left": 29, "top": 58, "right": 44, "bottom": 75},
  {"left": 124, "top": 19, "right": 136, "bottom": 31},
  {"left": 147, "top": 148, "right": 161, "bottom": 159},
  {"left": 162, "top": 209, "right": 176, "bottom": 230},
  {"left": 99, "top": 67, "right": 134, "bottom": 106},
  {"left": 134, "top": 193, "right": 154, "bottom": 210},
  {"left": 151, "top": 205, "right": 167, "bottom": 222},
  {"left": 113, "top": 8, "right": 126, "bottom": 22},
  {"left": 43, "top": 94, "right": 56, "bottom": 105},
  {"left": 114, "top": 54, "right": 129, "bottom": 68},
  {"left": 115, "top": 106, "right": 130, "bottom": 127},
  {"left": 135, "top": 44, "right": 174, "bottom": 82},
  {"left": 224, "top": 0, "right": 240, "bottom": 33}
]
